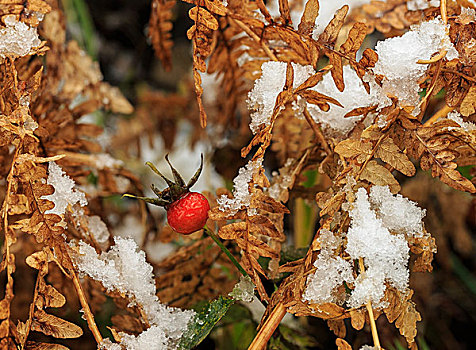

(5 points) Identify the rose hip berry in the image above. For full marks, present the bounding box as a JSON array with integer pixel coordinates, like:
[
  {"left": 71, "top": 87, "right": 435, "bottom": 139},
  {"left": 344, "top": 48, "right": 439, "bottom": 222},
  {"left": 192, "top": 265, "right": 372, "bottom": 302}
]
[
  {"left": 167, "top": 192, "right": 210, "bottom": 234},
  {"left": 124, "top": 154, "right": 210, "bottom": 234}
]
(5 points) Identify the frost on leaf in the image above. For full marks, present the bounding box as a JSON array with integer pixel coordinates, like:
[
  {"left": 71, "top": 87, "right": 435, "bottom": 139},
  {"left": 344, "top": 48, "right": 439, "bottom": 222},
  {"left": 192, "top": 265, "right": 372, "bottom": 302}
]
[
  {"left": 42, "top": 162, "right": 87, "bottom": 216},
  {"left": 373, "top": 18, "right": 458, "bottom": 110},
  {"left": 217, "top": 158, "right": 263, "bottom": 215},
  {"left": 72, "top": 237, "right": 194, "bottom": 349},
  {"left": 0, "top": 15, "right": 42, "bottom": 58},
  {"left": 447, "top": 111, "right": 476, "bottom": 131}
]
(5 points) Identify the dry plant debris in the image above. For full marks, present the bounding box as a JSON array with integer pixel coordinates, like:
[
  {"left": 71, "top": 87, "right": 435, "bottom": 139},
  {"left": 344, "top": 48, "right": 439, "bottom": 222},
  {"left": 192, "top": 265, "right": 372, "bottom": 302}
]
[{"left": 1, "top": 0, "right": 475, "bottom": 349}]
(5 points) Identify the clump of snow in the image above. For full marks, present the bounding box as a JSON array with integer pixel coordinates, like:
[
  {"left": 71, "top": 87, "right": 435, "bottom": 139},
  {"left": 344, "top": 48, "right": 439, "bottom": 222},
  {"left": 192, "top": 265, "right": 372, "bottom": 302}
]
[
  {"left": 229, "top": 275, "right": 255, "bottom": 302},
  {"left": 373, "top": 18, "right": 458, "bottom": 109},
  {"left": 100, "top": 339, "right": 122, "bottom": 350},
  {"left": 0, "top": 15, "right": 41, "bottom": 58},
  {"left": 268, "top": 158, "right": 294, "bottom": 201},
  {"left": 304, "top": 186, "right": 427, "bottom": 309},
  {"left": 217, "top": 158, "right": 263, "bottom": 215},
  {"left": 42, "top": 162, "right": 87, "bottom": 216},
  {"left": 200, "top": 71, "right": 221, "bottom": 106},
  {"left": 407, "top": 0, "right": 440, "bottom": 11},
  {"left": 247, "top": 61, "right": 314, "bottom": 134},
  {"left": 447, "top": 111, "right": 476, "bottom": 131},
  {"left": 368, "top": 186, "right": 426, "bottom": 237},
  {"left": 303, "top": 230, "right": 354, "bottom": 304},
  {"left": 345, "top": 187, "right": 421, "bottom": 308},
  {"left": 248, "top": 61, "right": 391, "bottom": 136},
  {"left": 73, "top": 237, "right": 194, "bottom": 349},
  {"left": 307, "top": 66, "right": 391, "bottom": 135},
  {"left": 116, "top": 326, "right": 169, "bottom": 350}
]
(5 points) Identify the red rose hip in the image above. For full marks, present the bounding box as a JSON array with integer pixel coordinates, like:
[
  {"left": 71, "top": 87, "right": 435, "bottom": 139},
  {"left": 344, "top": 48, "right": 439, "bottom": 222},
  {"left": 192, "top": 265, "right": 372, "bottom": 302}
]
[
  {"left": 124, "top": 154, "right": 210, "bottom": 234},
  {"left": 167, "top": 192, "right": 210, "bottom": 234}
]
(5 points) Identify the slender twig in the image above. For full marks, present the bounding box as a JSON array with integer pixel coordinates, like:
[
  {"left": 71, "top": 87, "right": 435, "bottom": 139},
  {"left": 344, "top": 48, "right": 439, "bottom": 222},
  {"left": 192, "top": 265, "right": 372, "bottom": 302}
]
[
  {"left": 417, "top": 49, "right": 447, "bottom": 64},
  {"left": 231, "top": 18, "right": 278, "bottom": 62},
  {"left": 203, "top": 227, "right": 249, "bottom": 278},
  {"left": 359, "top": 258, "right": 381, "bottom": 349},
  {"left": 1, "top": 140, "right": 22, "bottom": 340},
  {"left": 303, "top": 107, "right": 332, "bottom": 155},
  {"left": 356, "top": 132, "right": 387, "bottom": 180},
  {"left": 441, "top": 0, "right": 448, "bottom": 25},
  {"left": 248, "top": 302, "right": 287, "bottom": 350},
  {"left": 71, "top": 269, "right": 103, "bottom": 344},
  {"left": 441, "top": 69, "right": 476, "bottom": 83},
  {"left": 423, "top": 104, "right": 453, "bottom": 126},
  {"left": 21, "top": 272, "right": 42, "bottom": 350}
]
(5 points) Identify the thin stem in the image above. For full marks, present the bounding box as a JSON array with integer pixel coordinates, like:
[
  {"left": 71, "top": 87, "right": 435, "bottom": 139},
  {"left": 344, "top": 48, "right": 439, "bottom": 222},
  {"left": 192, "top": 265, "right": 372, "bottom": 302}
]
[
  {"left": 71, "top": 270, "right": 103, "bottom": 344},
  {"left": 248, "top": 302, "right": 287, "bottom": 350},
  {"left": 359, "top": 258, "right": 381, "bottom": 349},
  {"left": 423, "top": 104, "right": 453, "bottom": 126},
  {"left": 204, "top": 227, "right": 249, "bottom": 278},
  {"left": 303, "top": 107, "right": 332, "bottom": 155},
  {"left": 231, "top": 18, "right": 278, "bottom": 62}
]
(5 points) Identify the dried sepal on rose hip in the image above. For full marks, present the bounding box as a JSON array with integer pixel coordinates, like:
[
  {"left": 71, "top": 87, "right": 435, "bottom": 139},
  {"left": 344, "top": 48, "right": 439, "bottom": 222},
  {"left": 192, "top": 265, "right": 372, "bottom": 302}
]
[{"left": 124, "top": 154, "right": 210, "bottom": 234}]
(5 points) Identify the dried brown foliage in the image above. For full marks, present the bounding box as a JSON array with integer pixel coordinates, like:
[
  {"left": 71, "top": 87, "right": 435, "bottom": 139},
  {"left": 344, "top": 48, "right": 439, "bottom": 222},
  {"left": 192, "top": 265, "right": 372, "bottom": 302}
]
[{"left": 1, "top": 0, "right": 475, "bottom": 349}]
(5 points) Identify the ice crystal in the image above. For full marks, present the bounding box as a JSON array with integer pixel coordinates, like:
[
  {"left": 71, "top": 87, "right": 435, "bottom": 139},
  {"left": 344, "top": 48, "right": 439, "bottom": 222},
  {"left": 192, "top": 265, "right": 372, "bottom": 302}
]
[
  {"left": 43, "top": 162, "right": 87, "bottom": 216},
  {"left": 308, "top": 66, "right": 391, "bottom": 135},
  {"left": 217, "top": 158, "right": 263, "bottom": 215},
  {"left": 303, "top": 230, "right": 354, "bottom": 304},
  {"left": 229, "top": 275, "right": 255, "bottom": 302},
  {"left": 248, "top": 61, "right": 314, "bottom": 134},
  {"left": 0, "top": 15, "right": 41, "bottom": 58},
  {"left": 447, "top": 111, "right": 476, "bottom": 131}
]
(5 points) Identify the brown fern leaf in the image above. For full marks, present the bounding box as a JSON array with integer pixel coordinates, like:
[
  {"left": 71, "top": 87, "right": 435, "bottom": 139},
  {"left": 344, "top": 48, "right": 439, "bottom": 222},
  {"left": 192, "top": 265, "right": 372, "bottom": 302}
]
[
  {"left": 184, "top": 0, "right": 227, "bottom": 127},
  {"left": 149, "top": 0, "right": 175, "bottom": 71},
  {"left": 156, "top": 237, "right": 238, "bottom": 307},
  {"left": 416, "top": 120, "right": 476, "bottom": 193}
]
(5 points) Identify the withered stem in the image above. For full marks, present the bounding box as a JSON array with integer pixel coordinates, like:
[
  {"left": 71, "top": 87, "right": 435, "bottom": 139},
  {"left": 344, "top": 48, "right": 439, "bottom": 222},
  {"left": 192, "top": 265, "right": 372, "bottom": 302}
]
[
  {"left": 423, "top": 104, "right": 453, "bottom": 126},
  {"left": 248, "top": 302, "right": 287, "bottom": 350},
  {"left": 71, "top": 270, "right": 104, "bottom": 344},
  {"left": 231, "top": 18, "right": 278, "bottom": 62},
  {"left": 359, "top": 258, "right": 381, "bottom": 349},
  {"left": 303, "top": 107, "right": 332, "bottom": 155}
]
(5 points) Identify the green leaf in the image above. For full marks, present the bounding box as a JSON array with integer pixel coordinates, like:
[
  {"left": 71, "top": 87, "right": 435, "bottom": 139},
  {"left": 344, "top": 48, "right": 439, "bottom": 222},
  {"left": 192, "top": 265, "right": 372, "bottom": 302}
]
[{"left": 178, "top": 296, "right": 235, "bottom": 350}]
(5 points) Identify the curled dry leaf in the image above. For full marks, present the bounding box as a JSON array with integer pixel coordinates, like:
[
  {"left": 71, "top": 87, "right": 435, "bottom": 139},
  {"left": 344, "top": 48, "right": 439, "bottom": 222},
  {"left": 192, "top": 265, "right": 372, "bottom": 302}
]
[
  {"left": 31, "top": 310, "right": 83, "bottom": 339},
  {"left": 375, "top": 137, "right": 416, "bottom": 176},
  {"left": 298, "top": 0, "right": 320, "bottom": 36},
  {"left": 360, "top": 160, "right": 401, "bottom": 193},
  {"left": 336, "top": 337, "right": 352, "bottom": 350}
]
